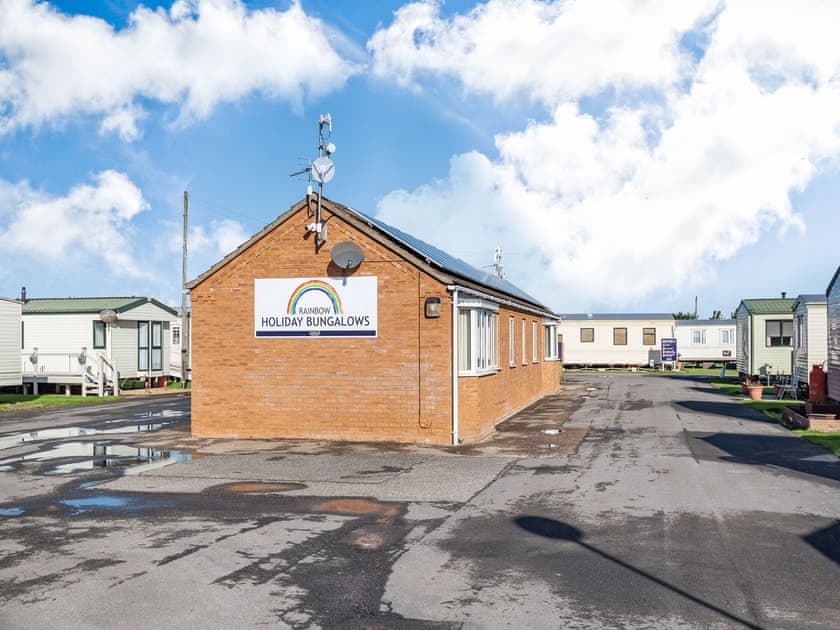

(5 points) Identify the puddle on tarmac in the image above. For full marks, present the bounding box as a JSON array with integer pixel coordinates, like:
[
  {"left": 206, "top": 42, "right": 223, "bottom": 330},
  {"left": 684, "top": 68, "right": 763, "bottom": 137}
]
[
  {"left": 214, "top": 482, "right": 305, "bottom": 493},
  {"left": 58, "top": 494, "right": 170, "bottom": 515},
  {"left": 0, "top": 418, "right": 182, "bottom": 451},
  {"left": 0, "top": 507, "right": 24, "bottom": 516},
  {"left": 542, "top": 429, "right": 563, "bottom": 435},
  {"left": 537, "top": 443, "right": 560, "bottom": 449},
  {"left": 0, "top": 442, "right": 194, "bottom": 475}
]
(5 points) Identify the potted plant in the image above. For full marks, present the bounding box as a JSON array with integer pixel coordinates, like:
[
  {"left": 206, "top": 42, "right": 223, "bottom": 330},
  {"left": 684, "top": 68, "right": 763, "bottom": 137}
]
[{"left": 743, "top": 375, "right": 763, "bottom": 400}]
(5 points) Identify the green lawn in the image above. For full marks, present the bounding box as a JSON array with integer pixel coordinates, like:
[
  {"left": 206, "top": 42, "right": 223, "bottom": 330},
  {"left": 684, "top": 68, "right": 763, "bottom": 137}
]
[
  {"left": 0, "top": 394, "right": 125, "bottom": 411},
  {"left": 793, "top": 430, "right": 840, "bottom": 457}
]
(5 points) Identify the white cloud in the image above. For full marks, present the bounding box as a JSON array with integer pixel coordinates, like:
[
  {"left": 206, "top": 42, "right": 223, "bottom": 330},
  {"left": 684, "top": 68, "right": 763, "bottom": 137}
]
[
  {"left": 186, "top": 219, "right": 249, "bottom": 257},
  {"left": 372, "top": 0, "right": 840, "bottom": 309},
  {"left": 0, "top": 0, "right": 359, "bottom": 139},
  {"left": 0, "top": 171, "right": 151, "bottom": 277},
  {"left": 368, "top": 0, "right": 718, "bottom": 105}
]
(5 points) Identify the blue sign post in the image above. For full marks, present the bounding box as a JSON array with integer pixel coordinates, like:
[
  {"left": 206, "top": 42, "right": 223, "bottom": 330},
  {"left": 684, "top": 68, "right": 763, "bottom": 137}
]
[{"left": 661, "top": 338, "right": 678, "bottom": 363}]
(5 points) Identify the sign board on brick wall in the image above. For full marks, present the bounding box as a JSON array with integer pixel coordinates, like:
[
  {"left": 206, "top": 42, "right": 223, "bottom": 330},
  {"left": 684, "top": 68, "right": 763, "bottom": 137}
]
[
  {"left": 661, "top": 337, "right": 677, "bottom": 362},
  {"left": 255, "top": 277, "right": 377, "bottom": 337}
]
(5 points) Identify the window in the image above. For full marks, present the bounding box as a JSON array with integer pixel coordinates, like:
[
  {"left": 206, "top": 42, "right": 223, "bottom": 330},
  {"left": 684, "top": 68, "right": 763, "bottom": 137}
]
[
  {"left": 766, "top": 320, "right": 792, "bottom": 347},
  {"left": 151, "top": 322, "right": 162, "bottom": 370},
  {"left": 642, "top": 328, "right": 656, "bottom": 346},
  {"left": 172, "top": 325, "right": 181, "bottom": 346},
  {"left": 720, "top": 328, "right": 734, "bottom": 345},
  {"left": 521, "top": 319, "right": 526, "bottom": 365},
  {"left": 613, "top": 327, "right": 627, "bottom": 345},
  {"left": 138, "top": 321, "right": 163, "bottom": 371},
  {"left": 509, "top": 317, "right": 515, "bottom": 366},
  {"left": 20, "top": 321, "right": 24, "bottom": 350},
  {"left": 795, "top": 315, "right": 804, "bottom": 349},
  {"left": 532, "top": 321, "right": 538, "bottom": 362},
  {"left": 544, "top": 324, "right": 560, "bottom": 360},
  {"left": 138, "top": 322, "right": 149, "bottom": 371},
  {"left": 691, "top": 329, "right": 706, "bottom": 345},
  {"left": 458, "top": 307, "right": 498, "bottom": 374},
  {"left": 580, "top": 327, "right": 594, "bottom": 343},
  {"left": 93, "top": 320, "right": 106, "bottom": 349}
]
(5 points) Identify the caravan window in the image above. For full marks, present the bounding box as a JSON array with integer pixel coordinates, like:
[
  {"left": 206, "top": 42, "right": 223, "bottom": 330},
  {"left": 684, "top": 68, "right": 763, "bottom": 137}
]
[
  {"left": 691, "top": 329, "right": 706, "bottom": 345},
  {"left": 766, "top": 320, "right": 792, "bottom": 347},
  {"left": 613, "top": 328, "right": 627, "bottom": 345},
  {"left": 93, "top": 321, "right": 106, "bottom": 349},
  {"left": 642, "top": 328, "right": 656, "bottom": 346},
  {"left": 580, "top": 328, "right": 594, "bottom": 343}
]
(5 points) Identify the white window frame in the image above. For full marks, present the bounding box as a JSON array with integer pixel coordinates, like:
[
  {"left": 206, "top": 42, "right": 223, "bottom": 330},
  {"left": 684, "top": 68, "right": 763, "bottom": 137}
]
[
  {"left": 172, "top": 325, "right": 181, "bottom": 346},
  {"left": 691, "top": 329, "right": 706, "bottom": 345},
  {"left": 458, "top": 304, "right": 500, "bottom": 376},
  {"left": 521, "top": 319, "right": 526, "bottom": 365},
  {"left": 509, "top": 316, "right": 515, "bottom": 367},
  {"left": 720, "top": 328, "right": 734, "bottom": 345},
  {"left": 532, "top": 321, "right": 538, "bottom": 363},
  {"left": 544, "top": 323, "right": 560, "bottom": 360}
]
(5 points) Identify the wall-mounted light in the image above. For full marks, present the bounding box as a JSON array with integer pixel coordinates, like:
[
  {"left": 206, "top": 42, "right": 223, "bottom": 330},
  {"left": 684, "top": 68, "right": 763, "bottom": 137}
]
[{"left": 424, "top": 297, "right": 442, "bottom": 318}]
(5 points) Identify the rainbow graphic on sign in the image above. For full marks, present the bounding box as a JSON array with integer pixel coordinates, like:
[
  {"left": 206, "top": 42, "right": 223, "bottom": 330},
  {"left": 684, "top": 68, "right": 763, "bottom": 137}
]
[{"left": 287, "top": 280, "right": 343, "bottom": 315}]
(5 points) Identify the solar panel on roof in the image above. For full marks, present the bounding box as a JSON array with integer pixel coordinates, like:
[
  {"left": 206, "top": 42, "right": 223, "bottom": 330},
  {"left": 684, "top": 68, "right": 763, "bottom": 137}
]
[{"left": 346, "top": 207, "right": 546, "bottom": 308}]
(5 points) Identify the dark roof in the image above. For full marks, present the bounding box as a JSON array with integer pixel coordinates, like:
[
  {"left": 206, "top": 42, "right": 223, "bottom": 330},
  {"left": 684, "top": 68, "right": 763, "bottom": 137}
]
[
  {"left": 188, "top": 196, "right": 553, "bottom": 314},
  {"left": 792, "top": 294, "right": 826, "bottom": 308},
  {"left": 22, "top": 297, "right": 178, "bottom": 316},
  {"left": 344, "top": 206, "right": 544, "bottom": 307},
  {"left": 560, "top": 313, "right": 674, "bottom": 321},
  {"left": 737, "top": 298, "right": 797, "bottom": 315},
  {"left": 828, "top": 266, "right": 840, "bottom": 296},
  {"left": 675, "top": 319, "right": 735, "bottom": 326}
]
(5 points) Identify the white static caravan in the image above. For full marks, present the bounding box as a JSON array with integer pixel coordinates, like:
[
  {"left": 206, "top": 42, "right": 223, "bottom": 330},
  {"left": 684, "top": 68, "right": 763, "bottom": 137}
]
[
  {"left": 22, "top": 297, "right": 178, "bottom": 394},
  {"left": 559, "top": 314, "right": 675, "bottom": 367},
  {"left": 735, "top": 297, "right": 796, "bottom": 378},
  {"left": 168, "top": 308, "right": 191, "bottom": 381},
  {"left": 827, "top": 268, "right": 840, "bottom": 402},
  {"left": 674, "top": 319, "right": 736, "bottom": 364},
  {"left": 0, "top": 297, "right": 22, "bottom": 388},
  {"left": 791, "top": 294, "right": 827, "bottom": 394}
]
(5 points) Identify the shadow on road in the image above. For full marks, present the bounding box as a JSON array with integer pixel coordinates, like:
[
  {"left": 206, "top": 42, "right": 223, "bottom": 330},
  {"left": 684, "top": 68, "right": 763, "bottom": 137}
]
[
  {"left": 514, "top": 515, "right": 762, "bottom": 630},
  {"left": 674, "top": 400, "right": 773, "bottom": 423},
  {"left": 803, "top": 520, "right": 840, "bottom": 566},
  {"left": 696, "top": 433, "right": 840, "bottom": 483}
]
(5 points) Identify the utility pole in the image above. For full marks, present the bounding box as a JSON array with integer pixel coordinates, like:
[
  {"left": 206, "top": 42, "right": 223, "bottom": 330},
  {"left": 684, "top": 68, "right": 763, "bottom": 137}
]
[{"left": 181, "top": 191, "right": 189, "bottom": 388}]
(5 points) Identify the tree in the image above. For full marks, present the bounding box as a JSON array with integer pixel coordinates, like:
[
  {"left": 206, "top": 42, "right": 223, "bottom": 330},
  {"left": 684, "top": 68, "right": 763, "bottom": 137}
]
[
  {"left": 673, "top": 312, "right": 694, "bottom": 320},
  {"left": 711, "top": 310, "right": 722, "bottom": 319}
]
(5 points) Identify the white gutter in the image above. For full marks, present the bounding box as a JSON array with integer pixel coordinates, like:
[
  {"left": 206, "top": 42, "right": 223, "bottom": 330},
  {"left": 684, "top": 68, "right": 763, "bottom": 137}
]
[
  {"left": 451, "top": 287, "right": 459, "bottom": 446},
  {"left": 446, "top": 284, "right": 559, "bottom": 321}
]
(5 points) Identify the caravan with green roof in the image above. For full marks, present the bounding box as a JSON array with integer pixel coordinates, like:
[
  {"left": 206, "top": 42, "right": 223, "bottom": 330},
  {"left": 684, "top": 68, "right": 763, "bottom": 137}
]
[
  {"left": 0, "top": 296, "right": 22, "bottom": 388},
  {"left": 735, "top": 296, "right": 796, "bottom": 379},
  {"left": 21, "top": 295, "right": 178, "bottom": 394}
]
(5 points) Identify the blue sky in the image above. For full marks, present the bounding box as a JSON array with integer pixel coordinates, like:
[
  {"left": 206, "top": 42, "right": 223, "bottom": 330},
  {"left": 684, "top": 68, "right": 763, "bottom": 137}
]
[{"left": 1, "top": 0, "right": 838, "bottom": 316}]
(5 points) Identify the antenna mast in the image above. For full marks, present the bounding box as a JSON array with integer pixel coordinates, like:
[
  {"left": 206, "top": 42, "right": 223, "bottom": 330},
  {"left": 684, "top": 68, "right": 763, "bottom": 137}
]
[
  {"left": 291, "top": 114, "right": 336, "bottom": 250},
  {"left": 493, "top": 246, "right": 505, "bottom": 279}
]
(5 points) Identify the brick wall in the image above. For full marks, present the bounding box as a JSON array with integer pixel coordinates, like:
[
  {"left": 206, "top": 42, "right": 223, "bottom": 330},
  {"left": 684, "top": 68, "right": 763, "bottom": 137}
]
[
  {"left": 190, "top": 205, "right": 452, "bottom": 444},
  {"left": 191, "top": 202, "right": 562, "bottom": 445},
  {"left": 458, "top": 306, "right": 562, "bottom": 442}
]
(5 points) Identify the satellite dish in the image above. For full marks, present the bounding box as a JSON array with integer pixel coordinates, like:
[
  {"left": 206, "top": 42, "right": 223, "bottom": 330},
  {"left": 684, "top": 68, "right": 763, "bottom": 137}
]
[
  {"left": 330, "top": 242, "right": 365, "bottom": 270},
  {"left": 99, "top": 309, "right": 118, "bottom": 323},
  {"left": 311, "top": 156, "right": 335, "bottom": 184}
]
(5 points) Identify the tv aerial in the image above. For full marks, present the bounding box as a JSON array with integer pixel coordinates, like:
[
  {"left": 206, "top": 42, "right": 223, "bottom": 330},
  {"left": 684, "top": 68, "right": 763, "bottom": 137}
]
[
  {"left": 290, "top": 114, "right": 336, "bottom": 248},
  {"left": 330, "top": 241, "right": 365, "bottom": 271}
]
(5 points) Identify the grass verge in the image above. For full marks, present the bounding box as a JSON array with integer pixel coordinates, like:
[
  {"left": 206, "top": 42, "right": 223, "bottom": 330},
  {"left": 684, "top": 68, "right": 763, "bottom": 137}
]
[{"left": 0, "top": 394, "right": 125, "bottom": 412}]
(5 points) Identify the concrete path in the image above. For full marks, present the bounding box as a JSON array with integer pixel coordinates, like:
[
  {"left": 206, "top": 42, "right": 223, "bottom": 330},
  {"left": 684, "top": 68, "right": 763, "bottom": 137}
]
[{"left": 0, "top": 375, "right": 838, "bottom": 629}]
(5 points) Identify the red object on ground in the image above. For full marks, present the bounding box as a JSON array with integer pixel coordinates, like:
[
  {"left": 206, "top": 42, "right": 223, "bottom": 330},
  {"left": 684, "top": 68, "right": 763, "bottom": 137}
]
[{"left": 809, "top": 364, "right": 827, "bottom": 402}]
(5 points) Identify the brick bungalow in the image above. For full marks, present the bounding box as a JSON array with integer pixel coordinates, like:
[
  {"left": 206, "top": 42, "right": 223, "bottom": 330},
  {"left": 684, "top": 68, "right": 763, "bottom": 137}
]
[{"left": 186, "top": 195, "right": 563, "bottom": 445}]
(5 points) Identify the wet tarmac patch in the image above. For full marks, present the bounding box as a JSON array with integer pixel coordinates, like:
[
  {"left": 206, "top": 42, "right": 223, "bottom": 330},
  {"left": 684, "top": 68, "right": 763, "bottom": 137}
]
[
  {"left": 0, "top": 442, "right": 195, "bottom": 475},
  {"left": 211, "top": 481, "right": 306, "bottom": 493}
]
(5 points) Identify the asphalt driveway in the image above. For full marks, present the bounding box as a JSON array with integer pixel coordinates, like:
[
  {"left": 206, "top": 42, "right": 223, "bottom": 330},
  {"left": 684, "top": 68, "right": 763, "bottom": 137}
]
[{"left": 0, "top": 375, "right": 838, "bottom": 629}]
